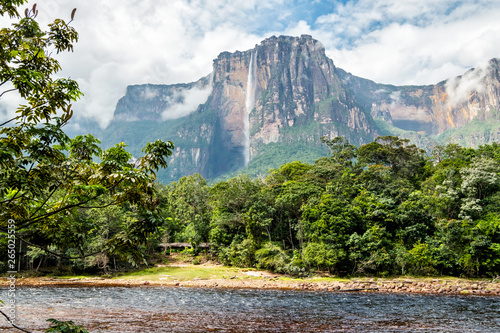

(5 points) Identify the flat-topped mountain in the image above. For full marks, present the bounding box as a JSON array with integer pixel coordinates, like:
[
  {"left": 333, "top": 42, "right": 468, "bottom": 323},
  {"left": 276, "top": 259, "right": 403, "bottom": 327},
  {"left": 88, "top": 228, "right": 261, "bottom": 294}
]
[{"left": 100, "top": 35, "right": 500, "bottom": 183}]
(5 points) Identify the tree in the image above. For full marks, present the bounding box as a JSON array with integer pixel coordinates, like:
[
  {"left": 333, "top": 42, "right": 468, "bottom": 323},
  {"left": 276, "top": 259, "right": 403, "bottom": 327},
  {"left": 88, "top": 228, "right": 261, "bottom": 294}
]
[
  {"left": 347, "top": 226, "right": 391, "bottom": 275},
  {"left": 358, "top": 136, "right": 427, "bottom": 181},
  {"left": 208, "top": 175, "right": 260, "bottom": 250},
  {"left": 163, "top": 174, "right": 211, "bottom": 251},
  {"left": 0, "top": 1, "right": 173, "bottom": 266},
  {"left": 273, "top": 178, "right": 322, "bottom": 249},
  {"left": 320, "top": 136, "right": 357, "bottom": 166},
  {"left": 303, "top": 241, "right": 345, "bottom": 273},
  {"left": 1, "top": 2, "right": 174, "bottom": 330},
  {"left": 301, "top": 193, "right": 361, "bottom": 246}
]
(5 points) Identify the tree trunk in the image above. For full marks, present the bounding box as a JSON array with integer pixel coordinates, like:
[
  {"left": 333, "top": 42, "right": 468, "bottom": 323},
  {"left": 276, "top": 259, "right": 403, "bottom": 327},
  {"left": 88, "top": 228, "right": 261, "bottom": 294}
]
[
  {"left": 36, "top": 255, "right": 44, "bottom": 271},
  {"left": 57, "top": 255, "right": 62, "bottom": 270},
  {"left": 17, "top": 239, "right": 22, "bottom": 272}
]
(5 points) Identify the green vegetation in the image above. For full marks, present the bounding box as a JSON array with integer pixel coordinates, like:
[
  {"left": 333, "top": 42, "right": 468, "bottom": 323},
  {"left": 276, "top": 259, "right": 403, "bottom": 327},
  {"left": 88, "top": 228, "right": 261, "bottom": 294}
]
[
  {"left": 374, "top": 118, "right": 437, "bottom": 151},
  {"left": 99, "top": 104, "right": 218, "bottom": 184},
  {"left": 4, "top": 133, "right": 500, "bottom": 280},
  {"left": 214, "top": 141, "right": 329, "bottom": 182},
  {"left": 375, "top": 110, "right": 500, "bottom": 151},
  {"left": 0, "top": 1, "right": 173, "bottom": 330},
  {"left": 156, "top": 135, "right": 500, "bottom": 278},
  {"left": 2, "top": 0, "right": 500, "bottom": 295},
  {"left": 434, "top": 115, "right": 500, "bottom": 147},
  {"left": 116, "top": 265, "right": 243, "bottom": 281},
  {"left": 45, "top": 319, "right": 88, "bottom": 333},
  {"left": 1, "top": 1, "right": 497, "bottom": 331}
]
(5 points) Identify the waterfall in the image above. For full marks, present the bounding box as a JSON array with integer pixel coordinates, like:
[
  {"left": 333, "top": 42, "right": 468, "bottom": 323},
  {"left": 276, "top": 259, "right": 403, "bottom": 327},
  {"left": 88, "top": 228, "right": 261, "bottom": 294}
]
[{"left": 244, "top": 51, "right": 257, "bottom": 166}]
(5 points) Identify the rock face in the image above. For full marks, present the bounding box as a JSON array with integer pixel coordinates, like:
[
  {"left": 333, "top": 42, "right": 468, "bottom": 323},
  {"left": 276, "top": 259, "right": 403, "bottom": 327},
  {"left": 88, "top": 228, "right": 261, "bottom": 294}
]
[
  {"left": 204, "top": 35, "right": 376, "bottom": 178},
  {"left": 104, "top": 35, "right": 500, "bottom": 183},
  {"left": 339, "top": 58, "right": 500, "bottom": 136},
  {"left": 113, "top": 75, "right": 212, "bottom": 122}
]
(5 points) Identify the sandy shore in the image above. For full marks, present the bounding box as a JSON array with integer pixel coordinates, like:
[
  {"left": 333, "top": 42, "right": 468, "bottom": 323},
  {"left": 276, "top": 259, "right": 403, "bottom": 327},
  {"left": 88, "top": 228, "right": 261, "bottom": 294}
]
[{"left": 2, "top": 274, "right": 500, "bottom": 296}]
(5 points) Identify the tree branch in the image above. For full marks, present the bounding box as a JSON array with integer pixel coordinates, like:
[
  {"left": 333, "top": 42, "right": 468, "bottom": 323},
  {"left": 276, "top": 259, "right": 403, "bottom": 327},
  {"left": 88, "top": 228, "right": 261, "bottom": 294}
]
[
  {"left": 30, "top": 166, "right": 73, "bottom": 219},
  {"left": 0, "top": 88, "right": 17, "bottom": 99},
  {"left": 0, "top": 78, "right": 8, "bottom": 86},
  {"left": 79, "top": 199, "right": 119, "bottom": 209},
  {"left": 28, "top": 181, "right": 63, "bottom": 220},
  {"left": 15, "top": 197, "right": 96, "bottom": 230},
  {"left": 0, "top": 115, "right": 21, "bottom": 127},
  {"left": 0, "top": 192, "right": 27, "bottom": 205},
  {"left": 16, "top": 236, "right": 102, "bottom": 260},
  {"left": 0, "top": 309, "right": 32, "bottom": 333},
  {"left": 15, "top": 176, "right": 126, "bottom": 229}
]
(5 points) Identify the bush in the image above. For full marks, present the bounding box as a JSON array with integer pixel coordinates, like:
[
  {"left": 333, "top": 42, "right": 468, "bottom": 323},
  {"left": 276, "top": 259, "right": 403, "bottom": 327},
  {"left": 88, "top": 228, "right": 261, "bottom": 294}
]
[
  {"left": 255, "top": 242, "right": 290, "bottom": 273},
  {"left": 218, "top": 238, "right": 255, "bottom": 267},
  {"left": 408, "top": 243, "right": 437, "bottom": 275},
  {"left": 303, "top": 242, "right": 345, "bottom": 273},
  {"left": 45, "top": 319, "right": 88, "bottom": 333}
]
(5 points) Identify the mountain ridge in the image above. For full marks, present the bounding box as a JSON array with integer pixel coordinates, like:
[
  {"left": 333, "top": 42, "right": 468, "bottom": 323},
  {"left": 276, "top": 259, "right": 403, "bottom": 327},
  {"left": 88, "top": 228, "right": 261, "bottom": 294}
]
[{"left": 98, "top": 35, "right": 500, "bottom": 183}]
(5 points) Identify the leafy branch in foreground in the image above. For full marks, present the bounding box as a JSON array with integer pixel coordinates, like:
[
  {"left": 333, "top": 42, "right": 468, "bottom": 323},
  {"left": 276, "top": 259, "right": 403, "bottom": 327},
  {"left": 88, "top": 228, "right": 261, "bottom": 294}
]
[
  {"left": 45, "top": 319, "right": 88, "bottom": 333},
  {"left": 0, "top": 1, "right": 176, "bottom": 332},
  {"left": 1, "top": 0, "right": 175, "bottom": 266}
]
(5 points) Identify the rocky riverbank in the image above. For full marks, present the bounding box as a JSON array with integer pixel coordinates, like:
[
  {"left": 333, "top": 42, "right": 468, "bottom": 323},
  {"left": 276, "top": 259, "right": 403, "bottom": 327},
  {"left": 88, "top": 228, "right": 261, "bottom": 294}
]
[{"left": 2, "top": 275, "right": 499, "bottom": 296}]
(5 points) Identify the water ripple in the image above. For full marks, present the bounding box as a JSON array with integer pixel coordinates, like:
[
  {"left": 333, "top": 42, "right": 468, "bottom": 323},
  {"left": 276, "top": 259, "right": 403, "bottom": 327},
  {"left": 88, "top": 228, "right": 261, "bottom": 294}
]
[{"left": 0, "top": 287, "right": 499, "bottom": 332}]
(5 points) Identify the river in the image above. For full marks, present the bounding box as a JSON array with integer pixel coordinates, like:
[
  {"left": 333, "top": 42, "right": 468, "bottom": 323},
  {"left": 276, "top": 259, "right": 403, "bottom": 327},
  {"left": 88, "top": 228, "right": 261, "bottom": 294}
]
[{"left": 1, "top": 286, "right": 499, "bottom": 332}]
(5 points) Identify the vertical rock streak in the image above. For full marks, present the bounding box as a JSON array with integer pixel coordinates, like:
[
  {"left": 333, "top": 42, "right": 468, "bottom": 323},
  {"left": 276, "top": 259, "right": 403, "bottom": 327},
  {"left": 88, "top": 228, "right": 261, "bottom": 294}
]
[{"left": 244, "top": 50, "right": 257, "bottom": 166}]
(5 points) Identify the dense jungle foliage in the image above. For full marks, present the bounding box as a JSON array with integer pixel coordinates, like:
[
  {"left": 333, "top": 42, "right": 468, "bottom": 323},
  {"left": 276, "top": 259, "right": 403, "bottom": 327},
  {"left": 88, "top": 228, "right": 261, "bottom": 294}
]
[
  {"left": 0, "top": 0, "right": 173, "bottom": 278},
  {"left": 162, "top": 136, "right": 500, "bottom": 278},
  {"left": 4, "top": 135, "right": 500, "bottom": 278}
]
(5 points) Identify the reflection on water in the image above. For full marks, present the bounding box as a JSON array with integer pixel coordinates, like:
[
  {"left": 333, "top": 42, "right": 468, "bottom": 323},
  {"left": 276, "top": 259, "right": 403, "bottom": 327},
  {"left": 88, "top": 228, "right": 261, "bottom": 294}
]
[{"left": 1, "top": 286, "right": 499, "bottom": 332}]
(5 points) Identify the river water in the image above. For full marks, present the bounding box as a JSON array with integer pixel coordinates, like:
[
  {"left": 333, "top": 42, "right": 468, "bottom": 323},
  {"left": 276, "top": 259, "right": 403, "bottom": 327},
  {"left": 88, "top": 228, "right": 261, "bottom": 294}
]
[{"left": 1, "top": 286, "right": 499, "bottom": 332}]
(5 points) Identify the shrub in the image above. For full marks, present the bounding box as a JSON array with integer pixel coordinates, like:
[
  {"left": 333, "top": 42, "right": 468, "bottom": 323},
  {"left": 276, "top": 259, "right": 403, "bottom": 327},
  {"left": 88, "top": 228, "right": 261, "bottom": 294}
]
[{"left": 255, "top": 242, "right": 290, "bottom": 273}]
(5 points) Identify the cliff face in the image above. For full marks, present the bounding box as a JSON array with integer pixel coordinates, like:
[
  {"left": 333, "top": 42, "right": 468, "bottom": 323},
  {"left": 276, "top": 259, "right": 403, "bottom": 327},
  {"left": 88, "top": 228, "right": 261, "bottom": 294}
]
[
  {"left": 113, "top": 75, "right": 212, "bottom": 122},
  {"left": 104, "top": 35, "right": 500, "bottom": 183},
  {"left": 340, "top": 58, "right": 500, "bottom": 137},
  {"left": 204, "top": 35, "right": 376, "bottom": 178}
]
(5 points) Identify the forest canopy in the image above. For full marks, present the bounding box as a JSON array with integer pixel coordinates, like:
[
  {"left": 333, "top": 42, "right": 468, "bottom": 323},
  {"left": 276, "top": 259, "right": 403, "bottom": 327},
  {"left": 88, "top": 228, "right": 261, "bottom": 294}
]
[
  {"left": 5, "top": 131, "right": 500, "bottom": 278},
  {"left": 179, "top": 136, "right": 499, "bottom": 277}
]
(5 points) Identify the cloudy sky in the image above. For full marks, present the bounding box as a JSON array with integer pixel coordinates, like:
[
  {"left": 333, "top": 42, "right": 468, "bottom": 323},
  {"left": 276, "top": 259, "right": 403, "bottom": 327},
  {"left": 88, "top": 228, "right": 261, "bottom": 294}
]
[{"left": 2, "top": 0, "right": 500, "bottom": 128}]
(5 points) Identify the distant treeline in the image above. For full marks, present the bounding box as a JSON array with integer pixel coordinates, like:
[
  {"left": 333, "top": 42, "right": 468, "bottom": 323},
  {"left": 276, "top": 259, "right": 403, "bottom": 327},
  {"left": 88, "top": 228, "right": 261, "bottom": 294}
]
[{"left": 3, "top": 136, "right": 500, "bottom": 277}]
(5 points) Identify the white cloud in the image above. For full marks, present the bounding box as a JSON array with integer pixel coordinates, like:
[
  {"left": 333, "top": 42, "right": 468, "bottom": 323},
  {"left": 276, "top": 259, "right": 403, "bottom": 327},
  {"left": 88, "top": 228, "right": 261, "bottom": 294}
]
[
  {"left": 75, "top": 62, "right": 132, "bottom": 128},
  {"left": 0, "top": 0, "right": 276, "bottom": 127},
  {"left": 389, "top": 91, "right": 401, "bottom": 103},
  {"left": 445, "top": 62, "right": 489, "bottom": 107},
  {"left": 142, "top": 87, "right": 159, "bottom": 100},
  {"left": 314, "top": 0, "right": 500, "bottom": 85},
  {"left": 161, "top": 84, "right": 213, "bottom": 120}
]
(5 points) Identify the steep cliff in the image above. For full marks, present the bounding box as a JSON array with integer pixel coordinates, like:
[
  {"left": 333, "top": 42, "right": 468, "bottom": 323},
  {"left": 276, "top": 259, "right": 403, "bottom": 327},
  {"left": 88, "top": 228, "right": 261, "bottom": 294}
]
[
  {"left": 99, "top": 74, "right": 215, "bottom": 182},
  {"left": 102, "top": 36, "right": 500, "bottom": 183},
  {"left": 339, "top": 58, "right": 500, "bottom": 138},
  {"left": 205, "top": 35, "right": 376, "bottom": 178},
  {"left": 103, "top": 35, "right": 377, "bottom": 182},
  {"left": 113, "top": 75, "right": 212, "bottom": 122}
]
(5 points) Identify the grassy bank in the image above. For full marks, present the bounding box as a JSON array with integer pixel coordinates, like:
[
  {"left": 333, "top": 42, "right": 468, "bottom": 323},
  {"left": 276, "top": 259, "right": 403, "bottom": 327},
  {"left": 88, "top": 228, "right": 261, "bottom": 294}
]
[
  {"left": 114, "top": 265, "right": 247, "bottom": 281},
  {"left": 5, "top": 263, "right": 497, "bottom": 292},
  {"left": 2, "top": 254, "right": 499, "bottom": 295}
]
